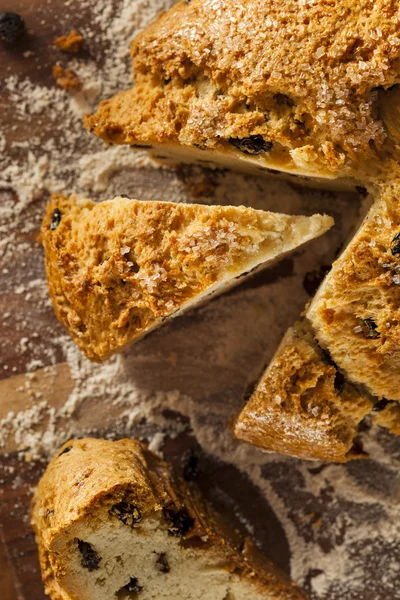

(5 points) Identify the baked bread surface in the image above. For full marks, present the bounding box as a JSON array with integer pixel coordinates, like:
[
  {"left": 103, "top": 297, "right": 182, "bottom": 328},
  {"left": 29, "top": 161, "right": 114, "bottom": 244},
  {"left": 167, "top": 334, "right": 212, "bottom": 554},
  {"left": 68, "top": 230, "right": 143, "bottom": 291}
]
[
  {"left": 234, "top": 320, "right": 372, "bottom": 462},
  {"left": 31, "top": 438, "right": 307, "bottom": 600},
  {"left": 373, "top": 402, "right": 400, "bottom": 434},
  {"left": 41, "top": 194, "right": 332, "bottom": 361},
  {"left": 307, "top": 182, "right": 400, "bottom": 401},
  {"left": 86, "top": 0, "right": 400, "bottom": 183}
]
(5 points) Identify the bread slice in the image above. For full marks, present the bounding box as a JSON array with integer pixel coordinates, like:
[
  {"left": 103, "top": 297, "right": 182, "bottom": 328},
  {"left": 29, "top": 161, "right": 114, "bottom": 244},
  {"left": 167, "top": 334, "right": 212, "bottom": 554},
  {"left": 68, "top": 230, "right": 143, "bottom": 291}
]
[
  {"left": 41, "top": 194, "right": 332, "bottom": 362},
  {"left": 307, "top": 183, "right": 400, "bottom": 400},
  {"left": 31, "top": 438, "right": 306, "bottom": 600},
  {"left": 234, "top": 320, "right": 373, "bottom": 462},
  {"left": 373, "top": 402, "right": 400, "bottom": 435},
  {"left": 85, "top": 0, "right": 400, "bottom": 187}
]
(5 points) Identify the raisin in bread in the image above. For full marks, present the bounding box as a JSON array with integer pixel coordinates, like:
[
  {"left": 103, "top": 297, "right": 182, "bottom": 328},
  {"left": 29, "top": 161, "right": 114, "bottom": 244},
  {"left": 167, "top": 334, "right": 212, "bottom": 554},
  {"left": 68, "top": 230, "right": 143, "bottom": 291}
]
[
  {"left": 41, "top": 194, "right": 332, "bottom": 362},
  {"left": 307, "top": 182, "right": 400, "bottom": 401},
  {"left": 234, "top": 320, "right": 372, "bottom": 462},
  {"left": 31, "top": 438, "right": 307, "bottom": 600},
  {"left": 86, "top": 0, "right": 400, "bottom": 188}
]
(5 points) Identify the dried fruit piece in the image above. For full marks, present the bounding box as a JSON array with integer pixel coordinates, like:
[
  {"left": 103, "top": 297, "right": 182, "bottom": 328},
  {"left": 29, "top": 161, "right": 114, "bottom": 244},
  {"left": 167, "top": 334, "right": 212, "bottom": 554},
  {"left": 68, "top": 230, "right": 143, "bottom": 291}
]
[
  {"left": 58, "top": 445, "right": 72, "bottom": 457},
  {"left": 163, "top": 507, "right": 194, "bottom": 537},
  {"left": 53, "top": 29, "right": 83, "bottom": 53},
  {"left": 77, "top": 540, "right": 101, "bottom": 571},
  {"left": 119, "top": 577, "right": 143, "bottom": 594},
  {"left": 109, "top": 502, "right": 142, "bottom": 527},
  {"left": 50, "top": 208, "right": 62, "bottom": 230},
  {"left": 391, "top": 232, "right": 400, "bottom": 256},
  {"left": 0, "top": 12, "right": 25, "bottom": 43},
  {"left": 155, "top": 553, "right": 170, "bottom": 573},
  {"left": 229, "top": 135, "right": 273, "bottom": 155},
  {"left": 359, "top": 317, "right": 380, "bottom": 339}
]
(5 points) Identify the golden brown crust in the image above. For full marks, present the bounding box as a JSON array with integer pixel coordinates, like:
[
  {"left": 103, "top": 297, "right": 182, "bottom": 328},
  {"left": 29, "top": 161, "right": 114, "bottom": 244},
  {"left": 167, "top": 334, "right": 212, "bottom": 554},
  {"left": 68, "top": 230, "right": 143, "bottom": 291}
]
[
  {"left": 41, "top": 194, "right": 332, "bottom": 362},
  {"left": 308, "top": 182, "right": 400, "bottom": 400},
  {"left": 31, "top": 438, "right": 306, "bottom": 600},
  {"left": 234, "top": 321, "right": 372, "bottom": 462},
  {"left": 373, "top": 402, "right": 400, "bottom": 434},
  {"left": 86, "top": 0, "right": 400, "bottom": 182},
  {"left": 81, "top": 0, "right": 400, "bottom": 457}
]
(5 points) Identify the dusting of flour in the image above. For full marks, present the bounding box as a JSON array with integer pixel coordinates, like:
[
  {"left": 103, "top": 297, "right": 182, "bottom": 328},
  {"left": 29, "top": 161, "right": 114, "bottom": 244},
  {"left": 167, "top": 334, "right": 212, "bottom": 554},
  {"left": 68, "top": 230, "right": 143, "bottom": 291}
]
[{"left": 0, "top": 2, "right": 399, "bottom": 600}]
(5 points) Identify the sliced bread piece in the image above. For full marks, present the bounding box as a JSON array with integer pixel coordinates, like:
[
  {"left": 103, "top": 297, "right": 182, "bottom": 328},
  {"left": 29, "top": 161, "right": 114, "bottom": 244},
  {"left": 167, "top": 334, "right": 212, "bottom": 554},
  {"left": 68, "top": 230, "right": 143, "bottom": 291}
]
[
  {"left": 41, "top": 194, "right": 332, "bottom": 362},
  {"left": 31, "top": 438, "right": 307, "bottom": 600},
  {"left": 234, "top": 320, "right": 372, "bottom": 462},
  {"left": 373, "top": 402, "right": 400, "bottom": 435},
  {"left": 307, "top": 183, "right": 400, "bottom": 400},
  {"left": 86, "top": 0, "right": 400, "bottom": 187}
]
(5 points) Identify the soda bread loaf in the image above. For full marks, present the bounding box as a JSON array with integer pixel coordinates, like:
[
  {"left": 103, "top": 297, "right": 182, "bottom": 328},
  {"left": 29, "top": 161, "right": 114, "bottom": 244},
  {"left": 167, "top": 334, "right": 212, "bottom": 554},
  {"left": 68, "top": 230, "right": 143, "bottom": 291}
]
[
  {"left": 234, "top": 320, "right": 373, "bottom": 462},
  {"left": 86, "top": 0, "right": 400, "bottom": 187},
  {"left": 31, "top": 438, "right": 307, "bottom": 600},
  {"left": 307, "top": 182, "right": 400, "bottom": 401},
  {"left": 41, "top": 194, "right": 332, "bottom": 362}
]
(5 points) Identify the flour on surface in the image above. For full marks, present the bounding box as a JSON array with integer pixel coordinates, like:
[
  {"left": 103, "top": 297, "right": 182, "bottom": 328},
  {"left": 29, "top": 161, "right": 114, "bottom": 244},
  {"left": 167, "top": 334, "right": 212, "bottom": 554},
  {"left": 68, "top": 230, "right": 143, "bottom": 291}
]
[{"left": 0, "top": 1, "right": 399, "bottom": 599}]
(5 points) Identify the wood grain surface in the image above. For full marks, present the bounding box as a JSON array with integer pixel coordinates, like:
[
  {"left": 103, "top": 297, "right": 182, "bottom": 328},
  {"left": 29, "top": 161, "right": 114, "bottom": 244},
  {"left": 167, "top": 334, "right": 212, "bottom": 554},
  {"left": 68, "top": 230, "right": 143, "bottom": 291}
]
[
  {"left": 0, "top": 3, "right": 103, "bottom": 597},
  {"left": 1, "top": 2, "right": 400, "bottom": 600}
]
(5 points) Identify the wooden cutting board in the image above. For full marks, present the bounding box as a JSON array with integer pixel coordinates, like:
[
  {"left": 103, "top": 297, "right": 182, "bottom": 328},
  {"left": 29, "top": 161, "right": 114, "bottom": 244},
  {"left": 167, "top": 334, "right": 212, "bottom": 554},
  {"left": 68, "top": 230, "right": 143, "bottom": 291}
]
[{"left": 1, "top": 3, "right": 400, "bottom": 600}]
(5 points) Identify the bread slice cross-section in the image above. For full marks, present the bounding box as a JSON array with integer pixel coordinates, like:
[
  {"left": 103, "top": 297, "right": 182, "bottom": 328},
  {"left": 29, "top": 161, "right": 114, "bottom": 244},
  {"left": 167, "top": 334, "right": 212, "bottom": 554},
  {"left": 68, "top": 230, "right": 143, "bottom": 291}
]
[
  {"left": 86, "top": 0, "right": 400, "bottom": 188},
  {"left": 234, "top": 320, "right": 373, "bottom": 463},
  {"left": 41, "top": 194, "right": 332, "bottom": 361},
  {"left": 31, "top": 438, "right": 307, "bottom": 600}
]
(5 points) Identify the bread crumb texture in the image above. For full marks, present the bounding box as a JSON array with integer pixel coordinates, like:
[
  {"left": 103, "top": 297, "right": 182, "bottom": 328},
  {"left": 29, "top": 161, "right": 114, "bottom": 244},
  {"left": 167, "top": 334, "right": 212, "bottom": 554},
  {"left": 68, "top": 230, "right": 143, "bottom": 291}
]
[
  {"left": 87, "top": 0, "right": 400, "bottom": 181},
  {"left": 308, "top": 182, "right": 400, "bottom": 401},
  {"left": 234, "top": 321, "right": 372, "bottom": 462},
  {"left": 52, "top": 64, "right": 82, "bottom": 92},
  {"left": 31, "top": 438, "right": 306, "bottom": 600},
  {"left": 41, "top": 194, "right": 331, "bottom": 361},
  {"left": 53, "top": 29, "right": 83, "bottom": 53},
  {"left": 373, "top": 402, "right": 400, "bottom": 434}
]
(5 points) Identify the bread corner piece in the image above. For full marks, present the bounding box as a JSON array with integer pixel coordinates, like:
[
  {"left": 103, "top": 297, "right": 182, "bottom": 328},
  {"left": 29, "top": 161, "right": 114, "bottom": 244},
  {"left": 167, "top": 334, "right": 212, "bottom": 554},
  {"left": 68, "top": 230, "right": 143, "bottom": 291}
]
[
  {"left": 41, "top": 194, "right": 332, "bottom": 362},
  {"left": 234, "top": 320, "right": 373, "bottom": 462},
  {"left": 31, "top": 438, "right": 307, "bottom": 600},
  {"left": 85, "top": 0, "right": 400, "bottom": 187},
  {"left": 307, "top": 182, "right": 400, "bottom": 401},
  {"left": 373, "top": 402, "right": 400, "bottom": 435}
]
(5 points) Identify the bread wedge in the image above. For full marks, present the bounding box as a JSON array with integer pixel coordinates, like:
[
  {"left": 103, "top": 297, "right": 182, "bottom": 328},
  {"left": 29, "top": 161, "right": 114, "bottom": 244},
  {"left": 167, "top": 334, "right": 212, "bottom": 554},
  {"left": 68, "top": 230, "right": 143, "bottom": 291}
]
[
  {"left": 31, "top": 438, "right": 307, "bottom": 600},
  {"left": 234, "top": 320, "right": 373, "bottom": 462},
  {"left": 373, "top": 402, "right": 400, "bottom": 435},
  {"left": 307, "top": 183, "right": 400, "bottom": 401},
  {"left": 86, "top": 0, "right": 400, "bottom": 188},
  {"left": 41, "top": 194, "right": 332, "bottom": 362}
]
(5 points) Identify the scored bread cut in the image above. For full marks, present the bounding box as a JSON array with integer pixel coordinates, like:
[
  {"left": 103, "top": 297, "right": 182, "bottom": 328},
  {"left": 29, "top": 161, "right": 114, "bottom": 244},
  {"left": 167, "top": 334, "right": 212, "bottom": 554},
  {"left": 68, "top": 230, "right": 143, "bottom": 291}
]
[
  {"left": 86, "top": 0, "right": 400, "bottom": 188},
  {"left": 307, "top": 182, "right": 400, "bottom": 401},
  {"left": 31, "top": 438, "right": 307, "bottom": 600},
  {"left": 234, "top": 320, "right": 373, "bottom": 463},
  {"left": 41, "top": 194, "right": 333, "bottom": 362}
]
